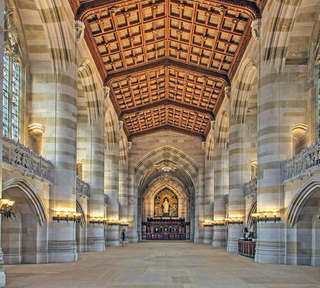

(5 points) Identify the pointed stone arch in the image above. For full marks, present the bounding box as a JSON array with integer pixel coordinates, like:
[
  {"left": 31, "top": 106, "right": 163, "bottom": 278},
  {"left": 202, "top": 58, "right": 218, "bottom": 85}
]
[
  {"left": 3, "top": 178, "right": 47, "bottom": 226},
  {"left": 231, "top": 58, "right": 258, "bottom": 123},
  {"left": 287, "top": 179, "right": 320, "bottom": 228}
]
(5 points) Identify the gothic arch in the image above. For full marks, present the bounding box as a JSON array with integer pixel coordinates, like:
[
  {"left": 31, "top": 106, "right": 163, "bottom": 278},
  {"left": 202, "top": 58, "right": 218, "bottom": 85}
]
[
  {"left": 206, "top": 128, "right": 214, "bottom": 163},
  {"left": 134, "top": 145, "right": 199, "bottom": 189},
  {"left": 215, "top": 109, "right": 229, "bottom": 150},
  {"left": 287, "top": 179, "right": 320, "bottom": 228},
  {"left": 3, "top": 178, "right": 47, "bottom": 226},
  {"left": 105, "top": 108, "right": 118, "bottom": 148},
  {"left": 247, "top": 200, "right": 257, "bottom": 228},
  {"left": 231, "top": 58, "right": 258, "bottom": 123},
  {"left": 76, "top": 200, "right": 86, "bottom": 227},
  {"left": 78, "top": 59, "right": 103, "bottom": 124}
]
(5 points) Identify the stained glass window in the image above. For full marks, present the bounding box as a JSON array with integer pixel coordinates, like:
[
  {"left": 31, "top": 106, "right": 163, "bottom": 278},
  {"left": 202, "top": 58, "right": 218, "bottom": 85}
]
[
  {"left": 3, "top": 49, "right": 9, "bottom": 137},
  {"left": 12, "top": 59, "right": 20, "bottom": 141},
  {"left": 2, "top": 48, "right": 20, "bottom": 141}
]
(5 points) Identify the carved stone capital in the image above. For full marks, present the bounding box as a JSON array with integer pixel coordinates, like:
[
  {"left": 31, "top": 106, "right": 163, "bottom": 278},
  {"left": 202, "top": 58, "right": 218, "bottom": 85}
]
[
  {"left": 28, "top": 123, "right": 45, "bottom": 140},
  {"left": 225, "top": 86, "right": 231, "bottom": 100},
  {"left": 251, "top": 19, "right": 261, "bottom": 40},
  {"left": 104, "top": 86, "right": 110, "bottom": 100},
  {"left": 75, "top": 20, "right": 85, "bottom": 43}
]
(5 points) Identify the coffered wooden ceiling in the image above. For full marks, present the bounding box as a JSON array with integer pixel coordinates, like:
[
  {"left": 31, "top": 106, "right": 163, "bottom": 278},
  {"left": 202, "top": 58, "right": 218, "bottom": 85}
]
[{"left": 71, "top": 0, "right": 266, "bottom": 140}]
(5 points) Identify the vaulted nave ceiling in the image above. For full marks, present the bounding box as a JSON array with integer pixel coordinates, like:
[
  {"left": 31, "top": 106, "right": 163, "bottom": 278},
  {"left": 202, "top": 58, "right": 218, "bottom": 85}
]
[{"left": 70, "top": 0, "right": 266, "bottom": 140}]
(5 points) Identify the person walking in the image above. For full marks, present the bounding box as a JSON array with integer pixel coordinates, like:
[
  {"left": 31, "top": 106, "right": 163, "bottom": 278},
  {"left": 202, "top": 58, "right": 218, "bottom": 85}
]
[{"left": 121, "top": 229, "right": 127, "bottom": 247}]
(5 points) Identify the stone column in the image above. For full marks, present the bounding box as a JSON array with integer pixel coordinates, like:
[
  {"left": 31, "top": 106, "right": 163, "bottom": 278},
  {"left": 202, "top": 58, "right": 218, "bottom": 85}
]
[
  {"left": 0, "top": 0, "right": 6, "bottom": 285},
  {"left": 119, "top": 139, "right": 129, "bottom": 223},
  {"left": 194, "top": 165, "right": 205, "bottom": 243},
  {"left": 227, "top": 110, "right": 246, "bottom": 253},
  {"left": 212, "top": 145, "right": 228, "bottom": 247},
  {"left": 86, "top": 120, "right": 105, "bottom": 252},
  {"left": 45, "top": 19, "right": 78, "bottom": 263},
  {"left": 204, "top": 139, "right": 214, "bottom": 244},
  {"left": 128, "top": 163, "right": 138, "bottom": 243},
  {"left": 105, "top": 141, "right": 120, "bottom": 246}
]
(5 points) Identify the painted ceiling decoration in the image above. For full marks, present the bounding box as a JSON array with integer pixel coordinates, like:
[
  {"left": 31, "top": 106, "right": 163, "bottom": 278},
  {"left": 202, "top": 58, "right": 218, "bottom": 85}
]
[{"left": 70, "top": 0, "right": 266, "bottom": 140}]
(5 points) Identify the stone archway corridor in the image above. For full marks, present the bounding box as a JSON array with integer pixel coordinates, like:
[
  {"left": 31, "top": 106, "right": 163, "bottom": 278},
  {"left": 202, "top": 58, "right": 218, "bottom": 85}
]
[{"left": 4, "top": 242, "right": 320, "bottom": 288}]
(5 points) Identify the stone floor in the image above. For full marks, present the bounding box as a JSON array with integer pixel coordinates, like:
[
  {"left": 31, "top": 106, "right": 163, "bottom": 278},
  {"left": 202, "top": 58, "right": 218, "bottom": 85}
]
[{"left": 3, "top": 241, "right": 320, "bottom": 288}]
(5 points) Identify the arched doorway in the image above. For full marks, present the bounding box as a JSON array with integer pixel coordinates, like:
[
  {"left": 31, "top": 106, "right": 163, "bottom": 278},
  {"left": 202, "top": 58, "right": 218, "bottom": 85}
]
[
  {"left": 287, "top": 180, "right": 320, "bottom": 266},
  {"left": 75, "top": 200, "right": 87, "bottom": 252},
  {"left": 1, "top": 179, "right": 48, "bottom": 264}
]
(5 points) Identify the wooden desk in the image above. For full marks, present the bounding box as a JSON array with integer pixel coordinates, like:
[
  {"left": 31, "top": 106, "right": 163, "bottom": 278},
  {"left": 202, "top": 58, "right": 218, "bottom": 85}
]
[{"left": 238, "top": 240, "right": 256, "bottom": 259}]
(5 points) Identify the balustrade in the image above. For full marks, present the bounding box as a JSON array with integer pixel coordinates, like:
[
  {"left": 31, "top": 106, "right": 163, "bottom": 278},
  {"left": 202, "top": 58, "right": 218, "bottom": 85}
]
[
  {"left": 76, "top": 177, "right": 90, "bottom": 198},
  {"left": 244, "top": 177, "right": 257, "bottom": 198},
  {"left": 2, "top": 137, "right": 52, "bottom": 181},
  {"left": 283, "top": 141, "right": 320, "bottom": 181}
]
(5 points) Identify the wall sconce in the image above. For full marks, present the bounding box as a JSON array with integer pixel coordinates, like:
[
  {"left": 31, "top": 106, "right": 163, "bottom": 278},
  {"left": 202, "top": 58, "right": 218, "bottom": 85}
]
[
  {"left": 119, "top": 221, "right": 129, "bottom": 226},
  {"left": 107, "top": 219, "right": 120, "bottom": 225},
  {"left": 0, "top": 199, "right": 15, "bottom": 218},
  {"left": 213, "top": 220, "right": 226, "bottom": 226},
  {"left": 252, "top": 212, "right": 281, "bottom": 223},
  {"left": 204, "top": 221, "right": 214, "bottom": 227},
  {"left": 89, "top": 217, "right": 106, "bottom": 224},
  {"left": 53, "top": 211, "right": 81, "bottom": 223},
  {"left": 225, "top": 217, "right": 243, "bottom": 225}
]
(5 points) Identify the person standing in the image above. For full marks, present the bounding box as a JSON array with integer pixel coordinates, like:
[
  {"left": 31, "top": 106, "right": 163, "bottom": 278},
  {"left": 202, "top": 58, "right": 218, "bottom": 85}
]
[{"left": 121, "top": 229, "right": 127, "bottom": 247}]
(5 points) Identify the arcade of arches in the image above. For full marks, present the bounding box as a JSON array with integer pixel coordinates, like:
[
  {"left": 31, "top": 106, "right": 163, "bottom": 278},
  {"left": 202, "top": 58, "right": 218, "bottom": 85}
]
[{"left": 0, "top": 0, "right": 319, "bottom": 287}]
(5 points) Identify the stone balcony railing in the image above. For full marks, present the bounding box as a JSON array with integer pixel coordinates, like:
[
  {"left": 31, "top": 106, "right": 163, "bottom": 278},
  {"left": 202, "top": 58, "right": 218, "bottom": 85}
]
[
  {"left": 2, "top": 137, "right": 52, "bottom": 181},
  {"left": 244, "top": 177, "right": 257, "bottom": 198},
  {"left": 76, "top": 177, "right": 90, "bottom": 198},
  {"left": 283, "top": 141, "right": 320, "bottom": 182}
]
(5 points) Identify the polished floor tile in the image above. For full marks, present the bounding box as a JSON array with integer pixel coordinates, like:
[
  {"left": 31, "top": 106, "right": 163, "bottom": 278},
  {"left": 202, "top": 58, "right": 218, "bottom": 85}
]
[{"left": 3, "top": 241, "right": 320, "bottom": 288}]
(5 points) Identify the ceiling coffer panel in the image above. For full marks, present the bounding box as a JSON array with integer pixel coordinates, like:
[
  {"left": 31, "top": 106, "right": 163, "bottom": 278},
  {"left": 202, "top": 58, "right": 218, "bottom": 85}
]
[{"left": 73, "top": 0, "right": 263, "bottom": 140}]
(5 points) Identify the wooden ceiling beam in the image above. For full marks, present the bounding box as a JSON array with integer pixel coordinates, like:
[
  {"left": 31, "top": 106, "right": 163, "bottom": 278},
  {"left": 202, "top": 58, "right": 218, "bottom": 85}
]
[
  {"left": 105, "top": 59, "right": 230, "bottom": 85},
  {"left": 120, "top": 100, "right": 215, "bottom": 119},
  {"left": 75, "top": 0, "right": 261, "bottom": 21},
  {"left": 128, "top": 125, "right": 206, "bottom": 141}
]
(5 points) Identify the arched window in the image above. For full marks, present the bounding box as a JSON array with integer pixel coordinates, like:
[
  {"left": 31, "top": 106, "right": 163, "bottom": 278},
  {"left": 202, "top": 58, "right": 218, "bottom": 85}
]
[{"left": 3, "top": 7, "right": 21, "bottom": 141}]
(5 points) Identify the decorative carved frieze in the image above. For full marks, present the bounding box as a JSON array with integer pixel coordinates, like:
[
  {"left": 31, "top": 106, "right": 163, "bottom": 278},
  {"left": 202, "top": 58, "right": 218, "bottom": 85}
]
[
  {"left": 2, "top": 137, "right": 52, "bottom": 182},
  {"left": 76, "top": 177, "right": 90, "bottom": 198},
  {"left": 283, "top": 141, "right": 320, "bottom": 182},
  {"left": 244, "top": 177, "right": 257, "bottom": 198}
]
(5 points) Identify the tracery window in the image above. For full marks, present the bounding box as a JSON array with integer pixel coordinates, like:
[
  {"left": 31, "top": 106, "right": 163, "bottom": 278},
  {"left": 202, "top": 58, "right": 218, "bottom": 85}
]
[{"left": 2, "top": 7, "right": 21, "bottom": 141}]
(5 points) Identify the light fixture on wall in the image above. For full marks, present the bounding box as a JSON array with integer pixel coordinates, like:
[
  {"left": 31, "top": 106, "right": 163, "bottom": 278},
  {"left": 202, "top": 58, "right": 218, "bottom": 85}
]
[
  {"left": 89, "top": 217, "right": 106, "bottom": 224},
  {"left": 107, "top": 219, "right": 121, "bottom": 225},
  {"left": 204, "top": 220, "right": 227, "bottom": 226},
  {"left": 225, "top": 217, "right": 243, "bottom": 225},
  {"left": 252, "top": 212, "right": 281, "bottom": 223},
  {"left": 213, "top": 220, "right": 226, "bottom": 226},
  {"left": 119, "top": 221, "right": 129, "bottom": 226},
  {"left": 0, "top": 199, "right": 15, "bottom": 218},
  {"left": 53, "top": 211, "right": 81, "bottom": 223}
]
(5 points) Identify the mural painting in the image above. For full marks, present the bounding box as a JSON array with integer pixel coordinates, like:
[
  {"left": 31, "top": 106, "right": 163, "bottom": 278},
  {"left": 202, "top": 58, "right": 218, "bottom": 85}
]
[{"left": 154, "top": 188, "right": 178, "bottom": 217}]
